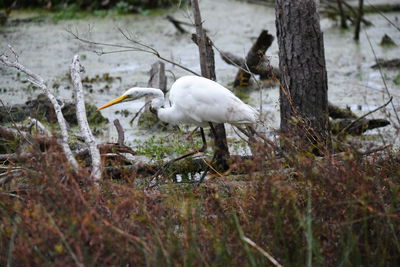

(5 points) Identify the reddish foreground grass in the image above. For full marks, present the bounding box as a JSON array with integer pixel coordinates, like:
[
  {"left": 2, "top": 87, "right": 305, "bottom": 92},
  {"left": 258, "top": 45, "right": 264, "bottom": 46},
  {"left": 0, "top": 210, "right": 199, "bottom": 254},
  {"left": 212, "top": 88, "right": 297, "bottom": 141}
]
[{"left": 1, "top": 143, "right": 399, "bottom": 266}]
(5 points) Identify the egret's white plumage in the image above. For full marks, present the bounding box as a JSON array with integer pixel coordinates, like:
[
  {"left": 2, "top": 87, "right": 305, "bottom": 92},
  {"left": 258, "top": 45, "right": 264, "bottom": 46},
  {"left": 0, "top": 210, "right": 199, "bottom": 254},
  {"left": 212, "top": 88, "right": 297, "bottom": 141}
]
[{"left": 98, "top": 75, "right": 258, "bottom": 127}]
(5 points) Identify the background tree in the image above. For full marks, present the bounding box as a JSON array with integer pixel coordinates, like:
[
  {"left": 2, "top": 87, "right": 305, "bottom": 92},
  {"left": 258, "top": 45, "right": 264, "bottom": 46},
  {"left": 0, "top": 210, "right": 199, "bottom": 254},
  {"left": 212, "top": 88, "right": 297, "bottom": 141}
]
[{"left": 275, "top": 0, "right": 332, "bottom": 153}]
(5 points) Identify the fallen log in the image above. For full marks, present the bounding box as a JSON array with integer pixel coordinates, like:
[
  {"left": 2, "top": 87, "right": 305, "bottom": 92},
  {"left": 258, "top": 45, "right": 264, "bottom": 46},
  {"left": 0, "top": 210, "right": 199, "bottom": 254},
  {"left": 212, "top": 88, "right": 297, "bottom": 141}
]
[
  {"left": 371, "top": 58, "right": 400, "bottom": 69},
  {"left": 220, "top": 30, "right": 276, "bottom": 87},
  {"left": 331, "top": 118, "right": 390, "bottom": 135},
  {"left": 221, "top": 51, "right": 280, "bottom": 82},
  {"left": 328, "top": 102, "right": 357, "bottom": 119}
]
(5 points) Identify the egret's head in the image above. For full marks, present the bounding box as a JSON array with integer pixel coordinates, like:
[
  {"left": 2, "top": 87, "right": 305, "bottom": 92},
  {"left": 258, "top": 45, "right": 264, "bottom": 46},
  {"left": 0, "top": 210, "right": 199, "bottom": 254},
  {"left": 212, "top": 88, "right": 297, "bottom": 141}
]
[{"left": 97, "top": 88, "right": 150, "bottom": 111}]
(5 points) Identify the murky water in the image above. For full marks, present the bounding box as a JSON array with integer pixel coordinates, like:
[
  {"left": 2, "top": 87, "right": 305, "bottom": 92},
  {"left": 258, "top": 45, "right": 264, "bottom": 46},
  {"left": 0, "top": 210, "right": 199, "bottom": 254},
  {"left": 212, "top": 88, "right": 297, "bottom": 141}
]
[{"left": 1, "top": 0, "right": 399, "bottom": 148}]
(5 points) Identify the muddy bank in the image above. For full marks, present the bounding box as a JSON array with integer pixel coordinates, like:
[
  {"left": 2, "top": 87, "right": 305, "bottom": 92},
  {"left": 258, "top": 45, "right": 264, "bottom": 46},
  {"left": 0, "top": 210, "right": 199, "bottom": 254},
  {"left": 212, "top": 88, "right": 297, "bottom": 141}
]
[{"left": 0, "top": 93, "right": 108, "bottom": 125}]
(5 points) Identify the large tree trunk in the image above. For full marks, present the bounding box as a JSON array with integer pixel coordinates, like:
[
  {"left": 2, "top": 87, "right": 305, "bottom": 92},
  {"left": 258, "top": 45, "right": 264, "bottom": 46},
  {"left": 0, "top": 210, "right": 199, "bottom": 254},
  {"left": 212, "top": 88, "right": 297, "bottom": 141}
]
[{"left": 275, "top": 0, "right": 331, "bottom": 152}]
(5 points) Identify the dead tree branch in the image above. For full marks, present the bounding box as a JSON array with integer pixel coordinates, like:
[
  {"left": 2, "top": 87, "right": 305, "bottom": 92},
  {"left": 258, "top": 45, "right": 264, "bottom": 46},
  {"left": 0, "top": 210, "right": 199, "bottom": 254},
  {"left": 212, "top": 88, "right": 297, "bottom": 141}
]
[
  {"left": 113, "top": 119, "right": 125, "bottom": 146},
  {"left": 26, "top": 117, "right": 52, "bottom": 136},
  {"left": 67, "top": 27, "right": 200, "bottom": 76},
  {"left": 166, "top": 15, "right": 190, "bottom": 34},
  {"left": 70, "top": 55, "right": 102, "bottom": 181},
  {"left": 0, "top": 50, "right": 79, "bottom": 171},
  {"left": 219, "top": 30, "right": 277, "bottom": 86}
]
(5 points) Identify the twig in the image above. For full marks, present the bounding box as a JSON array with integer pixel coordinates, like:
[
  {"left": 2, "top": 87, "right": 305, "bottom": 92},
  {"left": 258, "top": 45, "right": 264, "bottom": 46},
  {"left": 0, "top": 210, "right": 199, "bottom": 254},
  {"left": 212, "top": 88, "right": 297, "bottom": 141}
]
[
  {"left": 45, "top": 210, "right": 84, "bottom": 267},
  {"left": 130, "top": 103, "right": 148, "bottom": 124},
  {"left": 0, "top": 152, "right": 68, "bottom": 162},
  {"left": 360, "top": 144, "right": 391, "bottom": 156},
  {"left": 27, "top": 117, "right": 51, "bottom": 136},
  {"left": 339, "top": 97, "right": 393, "bottom": 134},
  {"left": 365, "top": 0, "right": 400, "bottom": 32},
  {"left": 67, "top": 27, "right": 200, "bottom": 76},
  {"left": 242, "top": 236, "right": 283, "bottom": 267},
  {"left": 166, "top": 15, "right": 189, "bottom": 33},
  {"left": 70, "top": 55, "right": 102, "bottom": 182},
  {"left": 0, "top": 169, "right": 24, "bottom": 185},
  {"left": 6, "top": 218, "right": 18, "bottom": 267},
  {"left": 0, "top": 50, "right": 79, "bottom": 171},
  {"left": 364, "top": 29, "right": 400, "bottom": 125}
]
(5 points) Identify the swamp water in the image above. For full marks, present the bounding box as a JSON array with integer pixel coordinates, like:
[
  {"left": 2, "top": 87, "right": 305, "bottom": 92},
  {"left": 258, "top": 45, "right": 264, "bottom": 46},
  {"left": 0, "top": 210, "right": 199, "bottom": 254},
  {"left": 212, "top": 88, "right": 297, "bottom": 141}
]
[{"left": 1, "top": 0, "right": 399, "bottom": 153}]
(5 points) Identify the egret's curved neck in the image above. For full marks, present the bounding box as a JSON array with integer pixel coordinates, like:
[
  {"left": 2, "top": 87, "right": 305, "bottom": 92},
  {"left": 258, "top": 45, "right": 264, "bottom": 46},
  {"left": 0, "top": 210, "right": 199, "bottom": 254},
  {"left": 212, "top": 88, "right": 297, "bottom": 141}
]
[
  {"left": 133, "top": 88, "right": 181, "bottom": 124},
  {"left": 135, "top": 87, "right": 165, "bottom": 109}
]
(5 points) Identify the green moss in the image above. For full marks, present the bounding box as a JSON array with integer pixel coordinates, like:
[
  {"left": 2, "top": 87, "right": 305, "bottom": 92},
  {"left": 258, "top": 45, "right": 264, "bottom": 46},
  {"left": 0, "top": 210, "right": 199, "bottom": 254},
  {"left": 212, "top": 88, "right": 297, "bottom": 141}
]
[
  {"left": 380, "top": 34, "right": 397, "bottom": 47},
  {"left": 393, "top": 73, "right": 400, "bottom": 85},
  {"left": 133, "top": 134, "right": 204, "bottom": 161},
  {"left": 233, "top": 86, "right": 251, "bottom": 104},
  {"left": 137, "top": 110, "right": 166, "bottom": 130}
]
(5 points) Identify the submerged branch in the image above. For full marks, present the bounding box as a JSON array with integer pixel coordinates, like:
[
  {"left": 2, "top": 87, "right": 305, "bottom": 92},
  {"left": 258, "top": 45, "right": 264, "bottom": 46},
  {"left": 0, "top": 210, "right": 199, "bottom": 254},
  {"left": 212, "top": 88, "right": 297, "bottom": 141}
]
[{"left": 339, "top": 96, "right": 393, "bottom": 135}]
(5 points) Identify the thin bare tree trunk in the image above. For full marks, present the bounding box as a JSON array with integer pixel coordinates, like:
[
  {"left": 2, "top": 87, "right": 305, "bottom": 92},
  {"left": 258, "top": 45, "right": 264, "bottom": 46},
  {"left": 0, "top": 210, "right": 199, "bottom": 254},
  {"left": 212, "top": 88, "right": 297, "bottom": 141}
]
[
  {"left": 336, "top": 0, "right": 348, "bottom": 28},
  {"left": 191, "top": 0, "right": 229, "bottom": 170},
  {"left": 70, "top": 55, "right": 101, "bottom": 181},
  {"left": 354, "top": 0, "right": 364, "bottom": 40}
]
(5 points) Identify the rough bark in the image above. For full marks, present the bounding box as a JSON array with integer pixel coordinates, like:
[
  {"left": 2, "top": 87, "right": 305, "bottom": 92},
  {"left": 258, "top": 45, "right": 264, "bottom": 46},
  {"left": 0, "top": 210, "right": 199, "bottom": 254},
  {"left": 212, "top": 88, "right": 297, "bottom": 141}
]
[
  {"left": 191, "top": 0, "right": 230, "bottom": 170},
  {"left": 276, "top": 0, "right": 331, "bottom": 151}
]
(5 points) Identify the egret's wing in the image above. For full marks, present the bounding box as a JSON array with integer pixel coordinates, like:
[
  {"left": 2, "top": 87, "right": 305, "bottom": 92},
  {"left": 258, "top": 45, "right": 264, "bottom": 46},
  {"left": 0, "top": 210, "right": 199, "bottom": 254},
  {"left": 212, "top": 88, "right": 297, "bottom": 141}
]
[{"left": 170, "top": 76, "right": 258, "bottom": 125}]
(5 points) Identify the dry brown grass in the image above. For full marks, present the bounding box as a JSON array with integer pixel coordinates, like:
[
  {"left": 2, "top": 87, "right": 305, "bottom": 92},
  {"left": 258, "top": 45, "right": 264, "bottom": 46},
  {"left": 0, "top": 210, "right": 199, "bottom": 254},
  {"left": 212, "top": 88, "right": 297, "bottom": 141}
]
[{"left": 1, "top": 139, "right": 399, "bottom": 266}]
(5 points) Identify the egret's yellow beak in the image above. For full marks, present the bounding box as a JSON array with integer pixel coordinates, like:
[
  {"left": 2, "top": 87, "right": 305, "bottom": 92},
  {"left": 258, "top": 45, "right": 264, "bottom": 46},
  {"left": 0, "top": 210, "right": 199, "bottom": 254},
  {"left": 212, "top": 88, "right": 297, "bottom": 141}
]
[{"left": 97, "top": 95, "right": 128, "bottom": 111}]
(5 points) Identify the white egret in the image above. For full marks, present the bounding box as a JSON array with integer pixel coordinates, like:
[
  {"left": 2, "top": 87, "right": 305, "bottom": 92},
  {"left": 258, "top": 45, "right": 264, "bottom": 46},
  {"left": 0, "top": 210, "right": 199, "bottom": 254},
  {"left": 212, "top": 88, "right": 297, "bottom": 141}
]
[
  {"left": 98, "top": 75, "right": 258, "bottom": 164},
  {"left": 98, "top": 75, "right": 258, "bottom": 126}
]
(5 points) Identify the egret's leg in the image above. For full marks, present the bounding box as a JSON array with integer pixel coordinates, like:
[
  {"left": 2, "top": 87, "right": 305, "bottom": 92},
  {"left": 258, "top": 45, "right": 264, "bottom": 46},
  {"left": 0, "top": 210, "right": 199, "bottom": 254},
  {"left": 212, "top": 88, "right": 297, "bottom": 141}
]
[
  {"left": 198, "top": 127, "right": 207, "bottom": 152},
  {"left": 196, "top": 122, "right": 218, "bottom": 184},
  {"left": 208, "top": 122, "right": 217, "bottom": 138}
]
